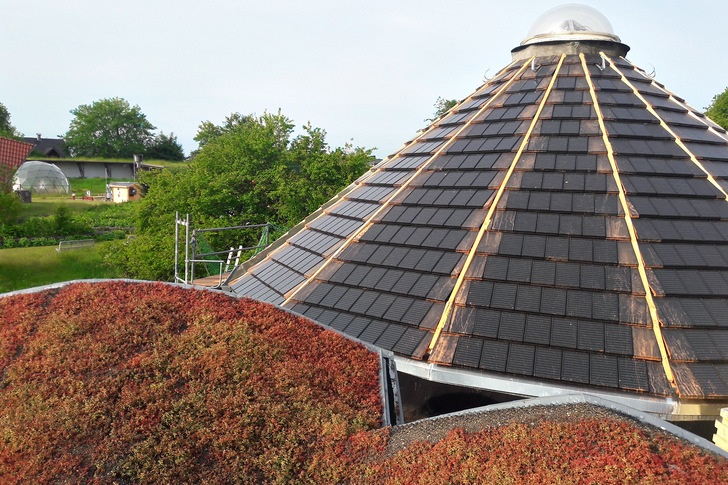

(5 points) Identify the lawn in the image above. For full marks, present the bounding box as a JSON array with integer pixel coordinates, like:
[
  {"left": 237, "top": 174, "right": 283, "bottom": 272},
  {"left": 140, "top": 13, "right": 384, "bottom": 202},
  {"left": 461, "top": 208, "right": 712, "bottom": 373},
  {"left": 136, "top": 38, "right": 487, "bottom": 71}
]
[
  {"left": 0, "top": 243, "right": 121, "bottom": 293},
  {"left": 17, "top": 196, "right": 110, "bottom": 219}
]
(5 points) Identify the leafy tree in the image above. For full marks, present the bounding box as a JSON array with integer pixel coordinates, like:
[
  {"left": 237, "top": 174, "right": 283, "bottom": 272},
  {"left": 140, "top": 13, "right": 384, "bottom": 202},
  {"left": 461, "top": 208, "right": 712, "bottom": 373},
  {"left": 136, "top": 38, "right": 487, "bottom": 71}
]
[
  {"left": 427, "top": 97, "right": 458, "bottom": 122},
  {"left": 145, "top": 132, "right": 185, "bottom": 161},
  {"left": 192, "top": 112, "right": 252, "bottom": 155},
  {"left": 0, "top": 102, "right": 21, "bottom": 139},
  {"left": 64, "top": 97, "right": 156, "bottom": 158},
  {"left": 102, "top": 111, "right": 373, "bottom": 280},
  {"left": 706, "top": 87, "right": 728, "bottom": 130}
]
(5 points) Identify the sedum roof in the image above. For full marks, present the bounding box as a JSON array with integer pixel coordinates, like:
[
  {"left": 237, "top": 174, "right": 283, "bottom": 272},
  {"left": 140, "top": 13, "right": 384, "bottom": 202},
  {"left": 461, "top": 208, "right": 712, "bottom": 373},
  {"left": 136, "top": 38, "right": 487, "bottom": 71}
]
[{"left": 227, "top": 11, "right": 728, "bottom": 407}]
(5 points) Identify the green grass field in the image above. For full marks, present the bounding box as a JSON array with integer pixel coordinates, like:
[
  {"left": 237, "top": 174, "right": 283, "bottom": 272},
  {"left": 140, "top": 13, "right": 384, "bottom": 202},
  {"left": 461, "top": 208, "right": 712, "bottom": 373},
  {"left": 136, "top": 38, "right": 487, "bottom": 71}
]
[
  {"left": 0, "top": 243, "right": 122, "bottom": 293},
  {"left": 17, "top": 197, "right": 109, "bottom": 218}
]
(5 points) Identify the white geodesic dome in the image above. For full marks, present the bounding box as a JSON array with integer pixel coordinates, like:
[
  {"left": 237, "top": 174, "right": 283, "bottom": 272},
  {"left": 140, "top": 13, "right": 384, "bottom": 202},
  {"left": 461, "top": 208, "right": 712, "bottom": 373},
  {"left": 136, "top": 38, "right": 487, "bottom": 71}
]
[{"left": 13, "top": 161, "right": 70, "bottom": 194}]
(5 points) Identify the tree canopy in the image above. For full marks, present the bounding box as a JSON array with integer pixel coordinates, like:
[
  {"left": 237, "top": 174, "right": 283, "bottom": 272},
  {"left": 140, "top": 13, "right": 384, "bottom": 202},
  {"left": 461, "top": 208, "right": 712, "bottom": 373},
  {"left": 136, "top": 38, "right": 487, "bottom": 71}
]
[
  {"left": 427, "top": 97, "right": 458, "bottom": 122},
  {"left": 145, "top": 132, "right": 185, "bottom": 161},
  {"left": 192, "top": 112, "right": 251, "bottom": 154},
  {"left": 64, "top": 97, "right": 156, "bottom": 158},
  {"left": 0, "top": 102, "right": 21, "bottom": 139},
  {"left": 103, "top": 111, "right": 373, "bottom": 280},
  {"left": 706, "top": 87, "right": 728, "bottom": 131}
]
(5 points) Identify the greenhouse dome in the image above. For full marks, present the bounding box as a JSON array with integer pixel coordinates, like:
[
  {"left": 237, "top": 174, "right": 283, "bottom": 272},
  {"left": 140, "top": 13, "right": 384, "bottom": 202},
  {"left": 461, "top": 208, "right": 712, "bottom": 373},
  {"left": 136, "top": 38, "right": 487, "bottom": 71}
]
[{"left": 13, "top": 160, "right": 70, "bottom": 194}]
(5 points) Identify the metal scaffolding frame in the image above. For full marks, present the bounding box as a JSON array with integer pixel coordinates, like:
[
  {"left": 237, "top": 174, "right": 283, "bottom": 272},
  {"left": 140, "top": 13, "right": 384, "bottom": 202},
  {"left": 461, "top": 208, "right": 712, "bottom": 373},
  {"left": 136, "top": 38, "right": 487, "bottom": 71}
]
[{"left": 174, "top": 212, "right": 275, "bottom": 286}]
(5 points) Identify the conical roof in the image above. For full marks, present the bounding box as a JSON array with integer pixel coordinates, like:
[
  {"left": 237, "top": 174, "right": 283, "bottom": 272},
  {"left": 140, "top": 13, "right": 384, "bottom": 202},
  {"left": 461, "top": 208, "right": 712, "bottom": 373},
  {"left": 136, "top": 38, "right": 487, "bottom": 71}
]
[{"left": 227, "top": 6, "right": 728, "bottom": 416}]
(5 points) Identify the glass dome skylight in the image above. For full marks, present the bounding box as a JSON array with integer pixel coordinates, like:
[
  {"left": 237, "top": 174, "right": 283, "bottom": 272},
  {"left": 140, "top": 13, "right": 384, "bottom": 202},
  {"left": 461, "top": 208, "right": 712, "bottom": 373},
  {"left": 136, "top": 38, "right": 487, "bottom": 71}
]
[
  {"left": 13, "top": 160, "right": 70, "bottom": 194},
  {"left": 521, "top": 4, "right": 620, "bottom": 46}
]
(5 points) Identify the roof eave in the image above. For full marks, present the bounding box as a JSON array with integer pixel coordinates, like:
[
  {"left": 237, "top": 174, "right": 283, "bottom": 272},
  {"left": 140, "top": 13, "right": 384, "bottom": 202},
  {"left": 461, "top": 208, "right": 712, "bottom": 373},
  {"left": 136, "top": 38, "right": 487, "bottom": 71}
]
[{"left": 511, "top": 39, "right": 630, "bottom": 61}]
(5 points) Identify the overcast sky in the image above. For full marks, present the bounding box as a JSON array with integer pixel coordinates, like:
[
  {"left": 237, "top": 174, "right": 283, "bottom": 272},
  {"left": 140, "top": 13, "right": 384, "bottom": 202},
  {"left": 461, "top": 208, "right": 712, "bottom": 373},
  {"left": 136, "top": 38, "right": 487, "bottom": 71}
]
[{"left": 3, "top": 1, "right": 727, "bottom": 158}]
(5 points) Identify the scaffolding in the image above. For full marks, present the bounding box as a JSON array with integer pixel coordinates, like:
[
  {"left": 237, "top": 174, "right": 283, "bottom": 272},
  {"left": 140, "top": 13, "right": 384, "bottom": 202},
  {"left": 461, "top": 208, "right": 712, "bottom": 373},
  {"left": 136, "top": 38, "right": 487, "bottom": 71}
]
[{"left": 174, "top": 212, "right": 286, "bottom": 287}]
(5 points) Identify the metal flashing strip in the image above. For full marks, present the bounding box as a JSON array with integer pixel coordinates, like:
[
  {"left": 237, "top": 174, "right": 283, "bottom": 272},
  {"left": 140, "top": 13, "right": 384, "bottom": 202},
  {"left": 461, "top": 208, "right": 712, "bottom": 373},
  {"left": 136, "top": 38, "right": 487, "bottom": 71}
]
[
  {"left": 581, "top": 53, "right": 677, "bottom": 390},
  {"left": 394, "top": 355, "right": 678, "bottom": 417},
  {"left": 605, "top": 54, "right": 728, "bottom": 201},
  {"left": 424, "top": 54, "right": 566, "bottom": 357},
  {"left": 282, "top": 58, "right": 535, "bottom": 307},
  {"left": 227, "top": 60, "right": 521, "bottom": 290}
]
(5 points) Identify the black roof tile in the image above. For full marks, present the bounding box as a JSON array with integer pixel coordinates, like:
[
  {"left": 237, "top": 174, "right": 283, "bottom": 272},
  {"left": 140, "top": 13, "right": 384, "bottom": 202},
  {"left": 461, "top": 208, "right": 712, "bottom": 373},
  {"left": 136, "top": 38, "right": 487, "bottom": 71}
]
[
  {"left": 453, "top": 337, "right": 484, "bottom": 368},
  {"left": 562, "top": 350, "right": 590, "bottom": 384},
  {"left": 480, "top": 339, "right": 509, "bottom": 372},
  {"left": 506, "top": 343, "right": 535, "bottom": 375},
  {"left": 393, "top": 327, "right": 430, "bottom": 356},
  {"left": 230, "top": 49, "right": 728, "bottom": 402},
  {"left": 534, "top": 347, "right": 562, "bottom": 380}
]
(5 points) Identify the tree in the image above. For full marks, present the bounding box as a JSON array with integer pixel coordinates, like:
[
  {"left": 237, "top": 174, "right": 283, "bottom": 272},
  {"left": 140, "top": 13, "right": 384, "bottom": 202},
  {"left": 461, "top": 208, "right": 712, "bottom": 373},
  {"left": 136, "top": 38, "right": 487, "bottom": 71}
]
[
  {"left": 145, "top": 132, "right": 185, "bottom": 161},
  {"left": 0, "top": 102, "right": 21, "bottom": 139},
  {"left": 706, "top": 87, "right": 728, "bottom": 130},
  {"left": 192, "top": 112, "right": 251, "bottom": 155},
  {"left": 102, "top": 111, "right": 373, "bottom": 280},
  {"left": 64, "top": 97, "right": 156, "bottom": 158},
  {"left": 427, "top": 97, "right": 458, "bottom": 122}
]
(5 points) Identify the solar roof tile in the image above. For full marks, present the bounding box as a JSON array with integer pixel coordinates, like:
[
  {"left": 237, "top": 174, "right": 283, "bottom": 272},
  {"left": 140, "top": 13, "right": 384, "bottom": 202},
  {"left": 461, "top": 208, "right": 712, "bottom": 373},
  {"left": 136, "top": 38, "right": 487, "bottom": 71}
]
[
  {"left": 491, "top": 283, "right": 518, "bottom": 310},
  {"left": 498, "top": 312, "right": 526, "bottom": 341},
  {"left": 375, "top": 324, "right": 407, "bottom": 350},
  {"left": 359, "top": 320, "right": 389, "bottom": 344},
  {"left": 453, "top": 337, "right": 484, "bottom": 368},
  {"left": 506, "top": 343, "right": 535, "bottom": 375},
  {"left": 577, "top": 320, "right": 605, "bottom": 351},
  {"left": 534, "top": 347, "right": 562, "bottom": 380},
  {"left": 590, "top": 354, "right": 619, "bottom": 388},
  {"left": 393, "top": 327, "right": 430, "bottom": 356},
  {"left": 562, "top": 351, "right": 590, "bottom": 384},
  {"left": 480, "top": 340, "right": 509, "bottom": 372}
]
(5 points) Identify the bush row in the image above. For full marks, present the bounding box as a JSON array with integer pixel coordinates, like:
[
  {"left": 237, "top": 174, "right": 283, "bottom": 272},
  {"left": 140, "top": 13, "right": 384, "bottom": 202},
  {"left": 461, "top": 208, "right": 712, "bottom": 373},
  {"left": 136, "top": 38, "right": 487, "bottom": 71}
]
[{"left": 0, "top": 231, "right": 127, "bottom": 249}]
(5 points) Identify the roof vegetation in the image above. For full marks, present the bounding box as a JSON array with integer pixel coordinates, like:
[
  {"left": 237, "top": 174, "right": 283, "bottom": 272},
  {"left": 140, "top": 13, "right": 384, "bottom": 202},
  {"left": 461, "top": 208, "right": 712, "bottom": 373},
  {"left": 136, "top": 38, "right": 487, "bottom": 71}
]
[{"left": 1, "top": 281, "right": 726, "bottom": 483}]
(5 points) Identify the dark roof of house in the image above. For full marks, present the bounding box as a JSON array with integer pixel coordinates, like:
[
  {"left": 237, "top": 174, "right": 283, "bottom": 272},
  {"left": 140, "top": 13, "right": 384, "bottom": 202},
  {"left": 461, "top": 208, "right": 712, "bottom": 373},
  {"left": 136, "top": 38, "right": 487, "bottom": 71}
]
[
  {"left": 23, "top": 136, "right": 65, "bottom": 158},
  {"left": 0, "top": 137, "right": 33, "bottom": 182},
  {"left": 225, "top": 12, "right": 728, "bottom": 405}
]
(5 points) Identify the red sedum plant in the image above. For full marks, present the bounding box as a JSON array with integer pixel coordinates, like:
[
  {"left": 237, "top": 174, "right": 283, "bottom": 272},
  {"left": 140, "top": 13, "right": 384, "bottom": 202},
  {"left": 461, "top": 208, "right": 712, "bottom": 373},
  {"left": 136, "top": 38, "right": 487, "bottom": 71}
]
[
  {"left": 352, "top": 419, "right": 728, "bottom": 484},
  {"left": 0, "top": 281, "right": 381, "bottom": 483},
  {"left": 1, "top": 281, "right": 727, "bottom": 484}
]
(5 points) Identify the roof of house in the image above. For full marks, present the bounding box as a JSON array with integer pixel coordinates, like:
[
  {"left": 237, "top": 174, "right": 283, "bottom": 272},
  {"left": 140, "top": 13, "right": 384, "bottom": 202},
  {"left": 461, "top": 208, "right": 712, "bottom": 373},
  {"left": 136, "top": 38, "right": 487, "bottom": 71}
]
[
  {"left": 108, "top": 182, "right": 141, "bottom": 188},
  {"left": 225, "top": 6, "right": 728, "bottom": 408},
  {"left": 0, "top": 137, "right": 34, "bottom": 182},
  {"left": 23, "top": 136, "right": 66, "bottom": 158}
]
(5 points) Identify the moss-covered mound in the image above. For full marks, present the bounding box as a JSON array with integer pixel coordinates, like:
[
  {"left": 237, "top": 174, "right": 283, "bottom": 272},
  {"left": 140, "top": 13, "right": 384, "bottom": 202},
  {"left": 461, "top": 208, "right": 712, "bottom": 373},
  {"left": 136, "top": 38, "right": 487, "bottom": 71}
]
[
  {"left": 0, "top": 281, "right": 382, "bottom": 483},
  {"left": 1, "top": 281, "right": 727, "bottom": 484}
]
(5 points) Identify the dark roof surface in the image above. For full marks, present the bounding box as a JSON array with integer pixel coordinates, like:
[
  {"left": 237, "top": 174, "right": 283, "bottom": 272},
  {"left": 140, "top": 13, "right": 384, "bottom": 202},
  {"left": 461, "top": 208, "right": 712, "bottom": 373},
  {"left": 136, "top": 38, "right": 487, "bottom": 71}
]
[
  {"left": 24, "top": 137, "right": 66, "bottom": 157},
  {"left": 228, "top": 51, "right": 728, "bottom": 402}
]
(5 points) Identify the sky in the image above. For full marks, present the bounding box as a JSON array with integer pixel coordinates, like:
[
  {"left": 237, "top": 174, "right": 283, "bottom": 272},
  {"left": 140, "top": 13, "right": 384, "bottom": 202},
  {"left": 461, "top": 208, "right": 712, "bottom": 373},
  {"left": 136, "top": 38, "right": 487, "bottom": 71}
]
[{"left": 3, "top": 1, "right": 728, "bottom": 159}]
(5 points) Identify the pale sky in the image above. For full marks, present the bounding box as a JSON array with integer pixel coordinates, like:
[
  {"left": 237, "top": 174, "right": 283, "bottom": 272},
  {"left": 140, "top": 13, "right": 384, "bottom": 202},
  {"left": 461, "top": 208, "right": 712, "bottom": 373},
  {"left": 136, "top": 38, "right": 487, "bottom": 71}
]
[{"left": 3, "top": 1, "right": 727, "bottom": 158}]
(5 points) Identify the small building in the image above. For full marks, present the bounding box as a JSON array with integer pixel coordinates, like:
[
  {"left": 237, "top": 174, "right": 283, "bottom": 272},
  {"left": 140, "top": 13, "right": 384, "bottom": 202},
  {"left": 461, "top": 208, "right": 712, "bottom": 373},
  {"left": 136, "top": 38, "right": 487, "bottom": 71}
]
[{"left": 108, "top": 182, "right": 141, "bottom": 203}]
